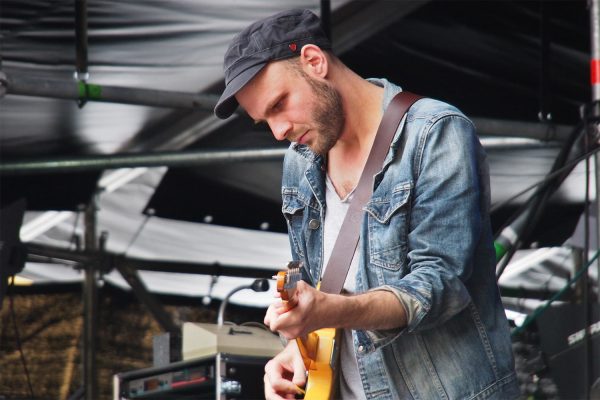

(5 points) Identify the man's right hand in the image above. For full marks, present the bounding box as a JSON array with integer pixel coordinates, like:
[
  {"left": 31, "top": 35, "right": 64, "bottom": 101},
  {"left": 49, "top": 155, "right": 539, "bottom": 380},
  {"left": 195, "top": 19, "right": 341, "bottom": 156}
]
[{"left": 264, "top": 341, "right": 307, "bottom": 400}]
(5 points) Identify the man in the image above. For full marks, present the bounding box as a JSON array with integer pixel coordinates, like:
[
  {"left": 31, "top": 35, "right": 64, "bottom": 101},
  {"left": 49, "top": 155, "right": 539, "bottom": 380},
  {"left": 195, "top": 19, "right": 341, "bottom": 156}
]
[{"left": 214, "top": 9, "right": 519, "bottom": 400}]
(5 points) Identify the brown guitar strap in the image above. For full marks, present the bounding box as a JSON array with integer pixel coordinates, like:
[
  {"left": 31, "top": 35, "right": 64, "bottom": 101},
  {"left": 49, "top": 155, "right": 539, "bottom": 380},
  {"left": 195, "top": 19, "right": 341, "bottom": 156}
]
[{"left": 319, "top": 91, "right": 424, "bottom": 294}]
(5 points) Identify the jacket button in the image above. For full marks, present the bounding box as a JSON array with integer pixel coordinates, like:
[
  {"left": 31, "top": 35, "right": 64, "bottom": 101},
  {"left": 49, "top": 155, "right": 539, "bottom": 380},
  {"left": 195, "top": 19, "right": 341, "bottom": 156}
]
[
  {"left": 358, "top": 345, "right": 364, "bottom": 353},
  {"left": 308, "top": 219, "right": 320, "bottom": 229}
]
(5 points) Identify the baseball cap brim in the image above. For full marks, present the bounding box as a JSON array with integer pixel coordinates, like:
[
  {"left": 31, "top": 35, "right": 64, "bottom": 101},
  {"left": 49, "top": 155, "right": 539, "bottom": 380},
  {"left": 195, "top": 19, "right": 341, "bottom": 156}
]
[{"left": 214, "top": 63, "right": 266, "bottom": 119}]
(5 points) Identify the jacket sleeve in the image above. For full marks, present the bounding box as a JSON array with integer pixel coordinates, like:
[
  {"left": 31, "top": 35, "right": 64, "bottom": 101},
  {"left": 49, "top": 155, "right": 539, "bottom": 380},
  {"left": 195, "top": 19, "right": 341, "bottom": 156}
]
[{"left": 390, "top": 113, "right": 484, "bottom": 333}]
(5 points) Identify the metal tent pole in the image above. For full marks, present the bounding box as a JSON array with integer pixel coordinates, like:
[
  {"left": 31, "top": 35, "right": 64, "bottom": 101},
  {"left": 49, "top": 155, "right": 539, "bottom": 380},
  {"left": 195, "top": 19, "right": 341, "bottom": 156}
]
[
  {"left": 591, "top": 0, "right": 600, "bottom": 303},
  {"left": 0, "top": 148, "right": 287, "bottom": 175},
  {"left": 471, "top": 117, "right": 572, "bottom": 141},
  {"left": 74, "top": 0, "right": 89, "bottom": 82},
  {"left": 0, "top": 126, "right": 575, "bottom": 176},
  {"left": 591, "top": 0, "right": 600, "bottom": 103},
  {"left": 587, "top": 0, "right": 600, "bottom": 398},
  {"left": 320, "top": 0, "right": 331, "bottom": 41},
  {"left": 0, "top": 71, "right": 219, "bottom": 111},
  {"left": 83, "top": 197, "right": 99, "bottom": 400},
  {"left": 25, "top": 242, "right": 279, "bottom": 279}
]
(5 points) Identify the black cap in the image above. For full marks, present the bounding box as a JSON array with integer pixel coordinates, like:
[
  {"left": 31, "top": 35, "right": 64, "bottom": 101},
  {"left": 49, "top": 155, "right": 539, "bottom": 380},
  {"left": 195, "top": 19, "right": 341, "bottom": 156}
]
[{"left": 214, "top": 9, "right": 331, "bottom": 119}]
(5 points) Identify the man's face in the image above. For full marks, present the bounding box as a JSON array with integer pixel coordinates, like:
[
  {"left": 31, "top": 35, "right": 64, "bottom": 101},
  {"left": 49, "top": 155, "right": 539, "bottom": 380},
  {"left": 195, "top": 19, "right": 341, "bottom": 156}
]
[{"left": 235, "top": 59, "right": 344, "bottom": 156}]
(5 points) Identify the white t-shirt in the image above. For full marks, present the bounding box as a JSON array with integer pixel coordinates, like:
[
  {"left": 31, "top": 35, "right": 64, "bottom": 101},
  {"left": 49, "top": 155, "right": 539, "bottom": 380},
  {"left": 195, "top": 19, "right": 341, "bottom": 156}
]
[{"left": 321, "top": 176, "right": 366, "bottom": 400}]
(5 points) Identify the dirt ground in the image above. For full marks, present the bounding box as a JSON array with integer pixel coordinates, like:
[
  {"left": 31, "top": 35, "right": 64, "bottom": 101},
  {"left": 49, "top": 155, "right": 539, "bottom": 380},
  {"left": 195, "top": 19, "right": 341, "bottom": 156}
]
[{"left": 0, "top": 283, "right": 266, "bottom": 400}]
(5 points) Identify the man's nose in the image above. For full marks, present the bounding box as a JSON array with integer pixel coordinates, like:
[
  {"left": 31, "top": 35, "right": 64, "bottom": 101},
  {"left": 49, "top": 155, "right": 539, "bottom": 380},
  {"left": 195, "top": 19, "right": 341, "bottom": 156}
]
[{"left": 268, "top": 119, "right": 292, "bottom": 141}]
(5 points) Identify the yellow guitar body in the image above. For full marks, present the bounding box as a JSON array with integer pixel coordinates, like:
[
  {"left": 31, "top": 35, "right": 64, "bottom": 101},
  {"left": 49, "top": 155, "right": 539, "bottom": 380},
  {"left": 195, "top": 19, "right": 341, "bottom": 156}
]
[
  {"left": 297, "top": 328, "right": 338, "bottom": 400},
  {"left": 275, "top": 267, "right": 340, "bottom": 400}
]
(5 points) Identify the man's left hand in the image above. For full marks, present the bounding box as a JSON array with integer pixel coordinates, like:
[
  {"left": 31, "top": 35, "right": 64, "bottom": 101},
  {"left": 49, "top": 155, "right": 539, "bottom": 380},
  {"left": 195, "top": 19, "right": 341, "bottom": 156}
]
[{"left": 264, "top": 280, "right": 326, "bottom": 339}]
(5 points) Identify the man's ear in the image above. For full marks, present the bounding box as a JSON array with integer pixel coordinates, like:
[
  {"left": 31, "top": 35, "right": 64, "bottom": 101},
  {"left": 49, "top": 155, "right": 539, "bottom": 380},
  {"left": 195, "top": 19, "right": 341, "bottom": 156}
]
[{"left": 299, "top": 44, "right": 328, "bottom": 79}]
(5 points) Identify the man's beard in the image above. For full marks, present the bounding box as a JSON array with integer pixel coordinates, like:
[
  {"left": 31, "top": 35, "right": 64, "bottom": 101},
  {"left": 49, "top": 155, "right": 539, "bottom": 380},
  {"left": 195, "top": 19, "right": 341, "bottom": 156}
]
[{"left": 304, "top": 75, "right": 345, "bottom": 156}]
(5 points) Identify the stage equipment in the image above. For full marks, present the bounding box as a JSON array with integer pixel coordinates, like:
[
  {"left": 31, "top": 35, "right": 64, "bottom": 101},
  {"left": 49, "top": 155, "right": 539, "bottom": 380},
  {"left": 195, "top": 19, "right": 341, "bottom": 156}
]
[
  {"left": 182, "top": 322, "right": 282, "bottom": 361},
  {"left": 114, "top": 352, "right": 271, "bottom": 399},
  {"left": 118, "top": 276, "right": 281, "bottom": 398},
  {"left": 118, "top": 320, "right": 282, "bottom": 398},
  {"left": 535, "top": 303, "right": 600, "bottom": 400}
]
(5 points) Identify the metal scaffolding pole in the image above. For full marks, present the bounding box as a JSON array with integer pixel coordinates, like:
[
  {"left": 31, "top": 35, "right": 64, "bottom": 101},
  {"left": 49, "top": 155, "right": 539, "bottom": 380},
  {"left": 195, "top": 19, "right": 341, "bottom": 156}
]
[
  {"left": 25, "top": 242, "right": 279, "bottom": 279},
  {"left": 592, "top": 0, "right": 600, "bottom": 103},
  {"left": 591, "top": 0, "right": 600, "bottom": 304},
  {"left": 471, "top": 117, "right": 573, "bottom": 141},
  {"left": 74, "top": 0, "right": 89, "bottom": 81},
  {"left": 0, "top": 121, "right": 573, "bottom": 176},
  {"left": 320, "top": 0, "right": 331, "bottom": 41},
  {"left": 0, "top": 148, "right": 287, "bottom": 175},
  {"left": 0, "top": 71, "right": 219, "bottom": 111},
  {"left": 587, "top": 1, "right": 600, "bottom": 398},
  {"left": 83, "top": 198, "right": 99, "bottom": 400}
]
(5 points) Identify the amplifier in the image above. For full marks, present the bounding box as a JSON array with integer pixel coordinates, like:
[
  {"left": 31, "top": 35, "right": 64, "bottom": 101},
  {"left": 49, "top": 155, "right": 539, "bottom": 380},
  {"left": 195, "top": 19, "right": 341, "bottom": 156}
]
[
  {"left": 182, "top": 322, "right": 282, "bottom": 360},
  {"left": 114, "top": 353, "right": 269, "bottom": 399},
  {"left": 536, "top": 303, "right": 600, "bottom": 399}
]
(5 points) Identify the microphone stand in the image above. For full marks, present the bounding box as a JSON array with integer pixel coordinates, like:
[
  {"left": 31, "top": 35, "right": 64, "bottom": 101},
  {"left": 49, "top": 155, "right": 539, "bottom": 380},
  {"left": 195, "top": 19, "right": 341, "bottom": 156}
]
[{"left": 217, "top": 278, "right": 269, "bottom": 326}]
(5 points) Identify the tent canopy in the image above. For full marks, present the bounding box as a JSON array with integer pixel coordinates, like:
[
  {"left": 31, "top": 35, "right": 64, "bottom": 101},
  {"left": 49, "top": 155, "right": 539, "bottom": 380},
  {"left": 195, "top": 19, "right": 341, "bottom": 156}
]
[{"left": 0, "top": 0, "right": 593, "bottom": 308}]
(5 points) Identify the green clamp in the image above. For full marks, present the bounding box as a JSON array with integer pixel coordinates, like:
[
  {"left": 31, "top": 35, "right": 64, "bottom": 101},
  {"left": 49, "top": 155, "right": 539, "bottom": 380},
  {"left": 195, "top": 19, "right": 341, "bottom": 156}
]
[{"left": 77, "top": 81, "right": 102, "bottom": 107}]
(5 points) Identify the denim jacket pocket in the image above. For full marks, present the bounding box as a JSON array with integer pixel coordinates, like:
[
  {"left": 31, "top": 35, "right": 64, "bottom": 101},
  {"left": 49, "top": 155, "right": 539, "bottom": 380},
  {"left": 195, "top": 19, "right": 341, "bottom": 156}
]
[
  {"left": 282, "top": 187, "right": 305, "bottom": 214},
  {"left": 364, "top": 182, "right": 412, "bottom": 272},
  {"left": 281, "top": 187, "right": 311, "bottom": 262},
  {"left": 282, "top": 187, "right": 308, "bottom": 259}
]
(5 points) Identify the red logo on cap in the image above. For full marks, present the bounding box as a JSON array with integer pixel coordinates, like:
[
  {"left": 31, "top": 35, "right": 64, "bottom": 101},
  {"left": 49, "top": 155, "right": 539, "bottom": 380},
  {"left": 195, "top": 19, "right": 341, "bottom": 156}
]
[{"left": 289, "top": 43, "right": 297, "bottom": 52}]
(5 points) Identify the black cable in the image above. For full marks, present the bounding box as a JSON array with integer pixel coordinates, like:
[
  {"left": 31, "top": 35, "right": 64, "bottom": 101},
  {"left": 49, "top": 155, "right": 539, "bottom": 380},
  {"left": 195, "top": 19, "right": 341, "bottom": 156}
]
[
  {"left": 511, "top": 248, "right": 600, "bottom": 337},
  {"left": 8, "top": 279, "right": 35, "bottom": 399},
  {"left": 496, "top": 173, "right": 557, "bottom": 278},
  {"left": 491, "top": 120, "right": 584, "bottom": 218},
  {"left": 490, "top": 139, "right": 597, "bottom": 214},
  {"left": 123, "top": 210, "right": 153, "bottom": 256},
  {"left": 538, "top": 0, "right": 551, "bottom": 124},
  {"left": 494, "top": 142, "right": 600, "bottom": 278},
  {"left": 582, "top": 111, "right": 594, "bottom": 400},
  {"left": 494, "top": 119, "right": 585, "bottom": 233},
  {"left": 494, "top": 122, "right": 591, "bottom": 279}
]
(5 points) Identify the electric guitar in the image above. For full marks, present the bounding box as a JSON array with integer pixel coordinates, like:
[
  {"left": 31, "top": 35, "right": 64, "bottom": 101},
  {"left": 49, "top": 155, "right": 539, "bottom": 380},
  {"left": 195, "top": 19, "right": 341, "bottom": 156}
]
[{"left": 275, "top": 262, "right": 340, "bottom": 400}]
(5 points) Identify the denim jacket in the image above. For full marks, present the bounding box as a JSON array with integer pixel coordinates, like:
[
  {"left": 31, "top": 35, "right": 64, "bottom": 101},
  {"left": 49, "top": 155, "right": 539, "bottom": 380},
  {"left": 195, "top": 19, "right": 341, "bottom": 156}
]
[{"left": 280, "top": 79, "right": 520, "bottom": 399}]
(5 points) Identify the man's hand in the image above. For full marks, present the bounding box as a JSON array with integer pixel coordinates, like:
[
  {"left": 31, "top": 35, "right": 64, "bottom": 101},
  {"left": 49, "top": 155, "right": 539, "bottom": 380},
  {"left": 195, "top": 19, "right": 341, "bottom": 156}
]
[
  {"left": 264, "top": 280, "right": 325, "bottom": 339},
  {"left": 264, "top": 341, "right": 307, "bottom": 400}
]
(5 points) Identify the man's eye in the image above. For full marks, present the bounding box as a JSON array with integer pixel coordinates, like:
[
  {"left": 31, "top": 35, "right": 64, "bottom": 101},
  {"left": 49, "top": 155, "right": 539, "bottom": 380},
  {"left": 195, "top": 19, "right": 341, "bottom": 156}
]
[{"left": 272, "top": 97, "right": 286, "bottom": 111}]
